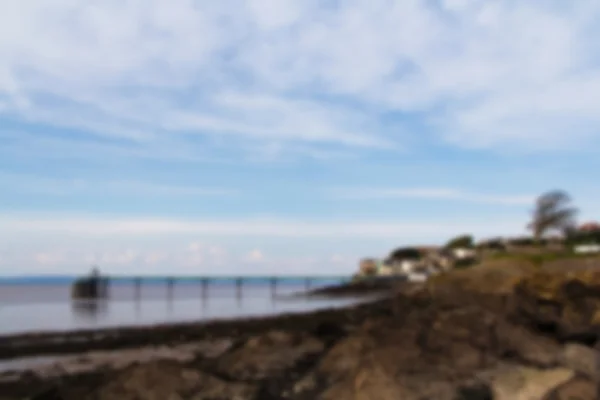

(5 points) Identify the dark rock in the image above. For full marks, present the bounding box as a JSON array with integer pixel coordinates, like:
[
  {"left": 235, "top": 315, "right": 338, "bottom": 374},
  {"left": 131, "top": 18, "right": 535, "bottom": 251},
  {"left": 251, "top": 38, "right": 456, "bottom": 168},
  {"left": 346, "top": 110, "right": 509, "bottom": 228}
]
[
  {"left": 454, "top": 381, "right": 494, "bottom": 400},
  {"left": 510, "top": 270, "right": 600, "bottom": 342},
  {"left": 87, "top": 361, "right": 257, "bottom": 400},
  {"left": 562, "top": 343, "right": 600, "bottom": 380},
  {"left": 544, "top": 376, "right": 597, "bottom": 400},
  {"left": 301, "top": 278, "right": 400, "bottom": 298},
  {"left": 214, "top": 330, "right": 325, "bottom": 381}
]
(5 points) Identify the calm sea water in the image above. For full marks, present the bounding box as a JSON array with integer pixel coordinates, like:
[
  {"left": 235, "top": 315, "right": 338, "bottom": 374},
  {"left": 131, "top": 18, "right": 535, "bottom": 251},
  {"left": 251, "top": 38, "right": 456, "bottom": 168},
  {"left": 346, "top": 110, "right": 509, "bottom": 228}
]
[{"left": 0, "top": 277, "right": 360, "bottom": 336}]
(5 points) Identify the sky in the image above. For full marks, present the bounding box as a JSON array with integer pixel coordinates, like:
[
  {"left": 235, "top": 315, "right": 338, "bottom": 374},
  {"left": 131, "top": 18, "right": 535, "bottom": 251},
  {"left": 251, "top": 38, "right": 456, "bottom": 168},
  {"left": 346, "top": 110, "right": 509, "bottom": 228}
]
[{"left": 1, "top": 0, "right": 599, "bottom": 276}]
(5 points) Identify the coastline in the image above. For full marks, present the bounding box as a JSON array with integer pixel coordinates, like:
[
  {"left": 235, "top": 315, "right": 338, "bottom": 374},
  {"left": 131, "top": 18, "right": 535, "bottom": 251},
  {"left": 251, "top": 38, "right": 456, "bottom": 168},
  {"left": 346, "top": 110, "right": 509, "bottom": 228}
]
[
  {"left": 0, "top": 278, "right": 371, "bottom": 337},
  {"left": 1, "top": 268, "right": 599, "bottom": 399},
  {"left": 0, "top": 294, "right": 385, "bottom": 362},
  {"left": 0, "top": 295, "right": 392, "bottom": 399}
]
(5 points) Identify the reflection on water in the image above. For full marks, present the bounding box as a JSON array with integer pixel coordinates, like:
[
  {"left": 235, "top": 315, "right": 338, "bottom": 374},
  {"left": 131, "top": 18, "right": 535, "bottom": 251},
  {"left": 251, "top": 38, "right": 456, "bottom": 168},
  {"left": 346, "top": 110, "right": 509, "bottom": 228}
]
[
  {"left": 0, "top": 280, "right": 363, "bottom": 335},
  {"left": 71, "top": 299, "right": 109, "bottom": 321},
  {"left": 69, "top": 286, "right": 279, "bottom": 324}
]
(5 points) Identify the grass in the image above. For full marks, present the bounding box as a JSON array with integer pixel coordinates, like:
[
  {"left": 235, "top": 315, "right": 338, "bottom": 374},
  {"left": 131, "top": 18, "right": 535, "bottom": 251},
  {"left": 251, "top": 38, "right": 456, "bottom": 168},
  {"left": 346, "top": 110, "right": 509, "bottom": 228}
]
[
  {"left": 486, "top": 250, "right": 600, "bottom": 266},
  {"left": 426, "top": 250, "right": 600, "bottom": 296}
]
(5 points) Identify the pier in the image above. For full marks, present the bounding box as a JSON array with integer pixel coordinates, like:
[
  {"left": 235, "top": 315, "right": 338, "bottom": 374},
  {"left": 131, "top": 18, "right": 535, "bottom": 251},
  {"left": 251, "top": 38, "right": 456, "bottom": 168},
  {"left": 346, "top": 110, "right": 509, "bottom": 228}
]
[{"left": 72, "top": 275, "right": 349, "bottom": 302}]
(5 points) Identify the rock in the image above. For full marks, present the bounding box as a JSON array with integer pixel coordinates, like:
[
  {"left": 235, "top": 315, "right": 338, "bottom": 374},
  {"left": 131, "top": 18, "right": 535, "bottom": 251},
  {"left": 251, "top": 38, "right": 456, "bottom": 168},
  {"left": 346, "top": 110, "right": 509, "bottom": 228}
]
[
  {"left": 454, "top": 381, "right": 494, "bottom": 400},
  {"left": 88, "top": 361, "right": 257, "bottom": 400},
  {"left": 511, "top": 270, "right": 600, "bottom": 340},
  {"left": 544, "top": 376, "right": 597, "bottom": 400},
  {"left": 307, "top": 301, "right": 503, "bottom": 399},
  {"left": 495, "top": 322, "right": 562, "bottom": 367},
  {"left": 489, "top": 365, "right": 573, "bottom": 400},
  {"left": 562, "top": 343, "right": 600, "bottom": 379},
  {"left": 303, "top": 279, "right": 397, "bottom": 298},
  {"left": 214, "top": 330, "right": 325, "bottom": 381}
]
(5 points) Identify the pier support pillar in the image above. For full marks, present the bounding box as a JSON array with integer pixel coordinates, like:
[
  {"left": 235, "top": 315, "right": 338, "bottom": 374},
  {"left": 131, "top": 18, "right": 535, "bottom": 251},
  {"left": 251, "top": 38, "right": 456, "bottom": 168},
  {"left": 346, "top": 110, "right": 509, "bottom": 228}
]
[
  {"left": 201, "top": 277, "right": 209, "bottom": 298},
  {"left": 134, "top": 277, "right": 141, "bottom": 300},
  {"left": 236, "top": 277, "right": 243, "bottom": 300},
  {"left": 305, "top": 277, "right": 312, "bottom": 291},
  {"left": 167, "top": 277, "right": 174, "bottom": 299},
  {"left": 270, "top": 277, "right": 277, "bottom": 298}
]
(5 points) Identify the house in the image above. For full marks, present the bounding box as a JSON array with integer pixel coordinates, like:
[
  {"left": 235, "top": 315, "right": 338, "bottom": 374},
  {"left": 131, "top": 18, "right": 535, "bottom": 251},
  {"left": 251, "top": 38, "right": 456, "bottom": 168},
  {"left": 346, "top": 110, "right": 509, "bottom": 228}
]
[
  {"left": 427, "top": 248, "right": 455, "bottom": 272},
  {"left": 574, "top": 244, "right": 600, "bottom": 254},
  {"left": 355, "top": 244, "right": 469, "bottom": 282},
  {"left": 382, "top": 256, "right": 421, "bottom": 277},
  {"left": 383, "top": 248, "right": 445, "bottom": 281},
  {"left": 570, "top": 221, "right": 600, "bottom": 253},
  {"left": 579, "top": 221, "right": 600, "bottom": 232},
  {"left": 378, "top": 264, "right": 394, "bottom": 276},
  {"left": 406, "top": 272, "right": 429, "bottom": 282},
  {"left": 452, "top": 247, "right": 477, "bottom": 260},
  {"left": 359, "top": 258, "right": 378, "bottom": 276}
]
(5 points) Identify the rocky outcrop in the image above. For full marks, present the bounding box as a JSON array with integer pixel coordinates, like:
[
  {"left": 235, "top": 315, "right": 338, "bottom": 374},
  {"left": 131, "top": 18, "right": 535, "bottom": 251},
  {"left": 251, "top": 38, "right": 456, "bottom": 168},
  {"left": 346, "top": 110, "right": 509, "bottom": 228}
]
[{"left": 510, "top": 269, "right": 600, "bottom": 342}]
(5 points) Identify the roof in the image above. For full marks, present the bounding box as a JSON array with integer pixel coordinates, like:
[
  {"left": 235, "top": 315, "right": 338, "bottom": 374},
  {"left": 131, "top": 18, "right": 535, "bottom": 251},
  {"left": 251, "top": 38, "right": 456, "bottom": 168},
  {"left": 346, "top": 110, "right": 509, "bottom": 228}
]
[{"left": 579, "top": 222, "right": 600, "bottom": 232}]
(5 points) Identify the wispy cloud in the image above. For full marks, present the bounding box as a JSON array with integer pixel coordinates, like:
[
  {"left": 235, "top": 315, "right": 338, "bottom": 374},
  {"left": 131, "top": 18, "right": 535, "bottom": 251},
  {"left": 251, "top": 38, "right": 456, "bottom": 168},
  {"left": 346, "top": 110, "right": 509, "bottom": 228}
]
[
  {"left": 0, "top": 0, "right": 598, "bottom": 160},
  {"left": 2, "top": 1, "right": 600, "bottom": 279},
  {"left": 0, "top": 173, "right": 235, "bottom": 197},
  {"left": 0, "top": 214, "right": 525, "bottom": 238},
  {"left": 329, "top": 187, "right": 534, "bottom": 206}
]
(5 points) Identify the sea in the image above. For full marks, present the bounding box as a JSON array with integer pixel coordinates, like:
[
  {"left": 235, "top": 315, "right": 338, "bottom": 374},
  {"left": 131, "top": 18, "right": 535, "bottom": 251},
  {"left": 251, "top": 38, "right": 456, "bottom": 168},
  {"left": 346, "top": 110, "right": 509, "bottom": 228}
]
[{"left": 0, "top": 276, "right": 360, "bottom": 336}]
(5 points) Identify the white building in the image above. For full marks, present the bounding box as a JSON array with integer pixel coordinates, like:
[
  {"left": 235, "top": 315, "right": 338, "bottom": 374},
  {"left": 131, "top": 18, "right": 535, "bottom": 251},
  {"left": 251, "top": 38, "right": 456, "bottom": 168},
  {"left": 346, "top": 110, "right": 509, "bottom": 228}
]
[
  {"left": 574, "top": 244, "right": 600, "bottom": 254},
  {"left": 452, "top": 247, "right": 477, "bottom": 260}
]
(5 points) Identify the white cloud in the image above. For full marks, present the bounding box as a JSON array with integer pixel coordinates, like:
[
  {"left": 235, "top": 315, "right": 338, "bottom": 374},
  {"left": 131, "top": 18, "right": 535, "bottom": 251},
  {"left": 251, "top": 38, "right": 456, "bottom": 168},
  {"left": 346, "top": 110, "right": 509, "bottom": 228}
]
[
  {"left": 330, "top": 187, "right": 534, "bottom": 205},
  {"left": 330, "top": 254, "right": 345, "bottom": 264},
  {"left": 0, "top": 214, "right": 525, "bottom": 239},
  {"left": 244, "top": 249, "right": 264, "bottom": 263},
  {"left": 0, "top": 241, "right": 234, "bottom": 276},
  {"left": 34, "top": 251, "right": 65, "bottom": 266},
  {"left": 144, "top": 251, "right": 168, "bottom": 266},
  {"left": 0, "top": 0, "right": 597, "bottom": 157},
  {"left": 0, "top": 172, "right": 235, "bottom": 197},
  {"left": 188, "top": 242, "right": 203, "bottom": 253}
]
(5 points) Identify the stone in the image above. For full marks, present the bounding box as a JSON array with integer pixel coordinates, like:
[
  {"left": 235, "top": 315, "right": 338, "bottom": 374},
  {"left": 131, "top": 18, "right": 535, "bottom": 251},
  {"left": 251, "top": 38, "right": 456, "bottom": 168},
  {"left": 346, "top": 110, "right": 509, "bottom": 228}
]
[
  {"left": 495, "top": 322, "right": 562, "bottom": 367},
  {"left": 214, "top": 331, "right": 325, "bottom": 381},
  {"left": 511, "top": 270, "right": 600, "bottom": 340},
  {"left": 490, "top": 365, "right": 573, "bottom": 400},
  {"left": 544, "top": 376, "right": 597, "bottom": 400},
  {"left": 562, "top": 343, "right": 599, "bottom": 379},
  {"left": 454, "top": 381, "right": 494, "bottom": 400},
  {"left": 88, "top": 361, "right": 257, "bottom": 400}
]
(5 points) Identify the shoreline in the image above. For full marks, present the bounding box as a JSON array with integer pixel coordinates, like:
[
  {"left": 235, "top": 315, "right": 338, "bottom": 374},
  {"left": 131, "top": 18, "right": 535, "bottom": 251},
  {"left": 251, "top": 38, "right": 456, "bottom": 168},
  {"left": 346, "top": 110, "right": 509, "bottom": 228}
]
[
  {"left": 0, "top": 268, "right": 600, "bottom": 400},
  {"left": 2, "top": 267, "right": 597, "bottom": 399},
  {"left": 0, "top": 294, "right": 389, "bottom": 362},
  {"left": 0, "top": 296, "right": 392, "bottom": 399},
  {"left": 0, "top": 278, "right": 396, "bottom": 352}
]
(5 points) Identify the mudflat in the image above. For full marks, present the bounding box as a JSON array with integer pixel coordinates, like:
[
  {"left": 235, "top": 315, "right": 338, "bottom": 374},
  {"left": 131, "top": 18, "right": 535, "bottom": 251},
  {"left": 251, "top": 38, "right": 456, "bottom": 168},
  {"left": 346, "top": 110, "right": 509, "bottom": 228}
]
[{"left": 1, "top": 269, "right": 599, "bottom": 400}]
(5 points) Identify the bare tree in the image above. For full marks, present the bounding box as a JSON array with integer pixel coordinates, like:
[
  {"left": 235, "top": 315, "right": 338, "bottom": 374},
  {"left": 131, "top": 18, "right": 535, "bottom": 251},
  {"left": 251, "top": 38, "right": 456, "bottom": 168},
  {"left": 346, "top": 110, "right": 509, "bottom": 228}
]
[{"left": 528, "top": 190, "right": 578, "bottom": 240}]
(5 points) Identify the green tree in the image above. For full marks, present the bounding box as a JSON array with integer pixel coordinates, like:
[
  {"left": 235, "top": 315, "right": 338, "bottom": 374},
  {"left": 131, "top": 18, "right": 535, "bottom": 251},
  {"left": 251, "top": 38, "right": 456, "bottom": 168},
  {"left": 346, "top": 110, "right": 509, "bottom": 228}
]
[
  {"left": 527, "top": 190, "right": 578, "bottom": 241},
  {"left": 444, "top": 234, "right": 474, "bottom": 249}
]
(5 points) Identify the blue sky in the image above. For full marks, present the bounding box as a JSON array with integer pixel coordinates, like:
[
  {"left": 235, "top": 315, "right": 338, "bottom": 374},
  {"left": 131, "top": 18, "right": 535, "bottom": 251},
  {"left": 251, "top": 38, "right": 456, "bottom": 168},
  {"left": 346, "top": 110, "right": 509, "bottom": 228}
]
[{"left": 1, "top": 0, "right": 600, "bottom": 276}]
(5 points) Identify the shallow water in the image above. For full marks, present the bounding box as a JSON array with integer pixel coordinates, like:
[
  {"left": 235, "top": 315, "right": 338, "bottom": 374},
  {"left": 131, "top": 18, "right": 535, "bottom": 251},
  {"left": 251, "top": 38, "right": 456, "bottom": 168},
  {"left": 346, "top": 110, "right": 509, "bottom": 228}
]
[{"left": 0, "top": 279, "right": 360, "bottom": 335}]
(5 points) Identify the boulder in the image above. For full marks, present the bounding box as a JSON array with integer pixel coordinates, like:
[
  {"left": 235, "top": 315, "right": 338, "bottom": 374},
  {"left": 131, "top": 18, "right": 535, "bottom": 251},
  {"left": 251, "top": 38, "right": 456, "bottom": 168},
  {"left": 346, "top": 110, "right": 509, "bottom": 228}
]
[
  {"left": 510, "top": 269, "right": 600, "bottom": 341},
  {"left": 86, "top": 361, "right": 257, "bottom": 400},
  {"left": 544, "top": 376, "right": 596, "bottom": 399}
]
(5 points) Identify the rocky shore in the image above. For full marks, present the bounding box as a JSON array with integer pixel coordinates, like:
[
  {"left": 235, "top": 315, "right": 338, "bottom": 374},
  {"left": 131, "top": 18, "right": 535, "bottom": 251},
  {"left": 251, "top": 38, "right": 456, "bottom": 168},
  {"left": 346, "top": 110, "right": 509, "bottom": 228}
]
[{"left": 1, "top": 266, "right": 599, "bottom": 400}]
